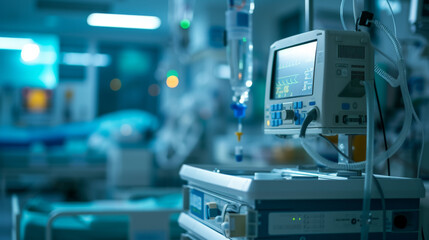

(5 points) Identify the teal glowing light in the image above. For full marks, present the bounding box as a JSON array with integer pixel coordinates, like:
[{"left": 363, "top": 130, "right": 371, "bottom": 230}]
[{"left": 167, "top": 69, "right": 178, "bottom": 77}]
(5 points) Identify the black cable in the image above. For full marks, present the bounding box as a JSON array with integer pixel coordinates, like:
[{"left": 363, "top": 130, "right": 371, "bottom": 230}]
[
  {"left": 299, "top": 108, "right": 318, "bottom": 138},
  {"left": 355, "top": 17, "right": 361, "bottom": 31},
  {"left": 300, "top": 108, "right": 353, "bottom": 162},
  {"left": 423, "top": 227, "right": 426, "bottom": 240},
  {"left": 299, "top": 107, "right": 353, "bottom": 162},
  {"left": 374, "top": 80, "right": 391, "bottom": 176},
  {"left": 372, "top": 176, "right": 386, "bottom": 240}
]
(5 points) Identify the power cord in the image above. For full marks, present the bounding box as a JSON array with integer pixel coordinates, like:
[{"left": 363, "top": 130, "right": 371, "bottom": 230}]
[
  {"left": 299, "top": 108, "right": 318, "bottom": 138},
  {"left": 300, "top": 108, "right": 356, "bottom": 163},
  {"left": 374, "top": 80, "right": 391, "bottom": 176}
]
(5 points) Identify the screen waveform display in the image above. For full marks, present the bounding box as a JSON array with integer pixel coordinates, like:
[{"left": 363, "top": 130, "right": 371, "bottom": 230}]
[{"left": 272, "top": 41, "right": 317, "bottom": 99}]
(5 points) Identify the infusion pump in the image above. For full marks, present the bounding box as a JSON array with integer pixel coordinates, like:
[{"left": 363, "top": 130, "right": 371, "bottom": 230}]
[{"left": 264, "top": 30, "right": 374, "bottom": 136}]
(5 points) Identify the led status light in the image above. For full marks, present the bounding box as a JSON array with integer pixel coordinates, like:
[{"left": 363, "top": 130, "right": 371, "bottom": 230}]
[
  {"left": 110, "top": 78, "right": 122, "bottom": 91},
  {"left": 166, "top": 76, "right": 179, "bottom": 88},
  {"left": 180, "top": 19, "right": 191, "bottom": 29}
]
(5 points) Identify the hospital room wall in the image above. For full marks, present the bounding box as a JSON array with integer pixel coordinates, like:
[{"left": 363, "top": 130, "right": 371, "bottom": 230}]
[
  {"left": 96, "top": 43, "right": 160, "bottom": 117},
  {"left": 42, "top": 39, "right": 98, "bottom": 124},
  {"left": 50, "top": 38, "right": 161, "bottom": 124},
  {"left": 0, "top": 88, "right": 13, "bottom": 125}
]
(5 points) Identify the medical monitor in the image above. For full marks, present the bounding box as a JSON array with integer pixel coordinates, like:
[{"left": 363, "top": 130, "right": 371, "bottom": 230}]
[
  {"left": 264, "top": 30, "right": 374, "bottom": 136},
  {"left": 271, "top": 40, "right": 317, "bottom": 100}
]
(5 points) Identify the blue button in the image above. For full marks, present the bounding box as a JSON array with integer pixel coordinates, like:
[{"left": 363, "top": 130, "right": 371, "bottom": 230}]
[
  {"left": 276, "top": 112, "right": 281, "bottom": 119},
  {"left": 309, "top": 101, "right": 316, "bottom": 106},
  {"left": 298, "top": 101, "right": 303, "bottom": 109},
  {"left": 295, "top": 118, "right": 300, "bottom": 125},
  {"left": 271, "top": 113, "right": 276, "bottom": 119},
  {"left": 274, "top": 120, "right": 278, "bottom": 126},
  {"left": 271, "top": 104, "right": 275, "bottom": 111},
  {"left": 279, "top": 119, "right": 283, "bottom": 125},
  {"left": 342, "top": 103, "right": 350, "bottom": 110},
  {"left": 293, "top": 102, "right": 298, "bottom": 109},
  {"left": 278, "top": 104, "right": 283, "bottom": 110},
  {"left": 294, "top": 111, "right": 300, "bottom": 125}
]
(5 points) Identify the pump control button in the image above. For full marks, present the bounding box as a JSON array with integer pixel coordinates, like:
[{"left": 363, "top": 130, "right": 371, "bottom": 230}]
[
  {"left": 294, "top": 111, "right": 301, "bottom": 125},
  {"left": 283, "top": 110, "right": 295, "bottom": 124},
  {"left": 293, "top": 102, "right": 298, "bottom": 109}
]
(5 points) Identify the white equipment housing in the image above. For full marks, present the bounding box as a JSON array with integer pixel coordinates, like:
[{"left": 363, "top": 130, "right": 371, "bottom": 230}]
[
  {"left": 179, "top": 165, "right": 425, "bottom": 240},
  {"left": 264, "top": 30, "right": 374, "bottom": 136}
]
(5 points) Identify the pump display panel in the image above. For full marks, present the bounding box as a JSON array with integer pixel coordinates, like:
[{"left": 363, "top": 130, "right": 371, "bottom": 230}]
[{"left": 271, "top": 41, "right": 317, "bottom": 99}]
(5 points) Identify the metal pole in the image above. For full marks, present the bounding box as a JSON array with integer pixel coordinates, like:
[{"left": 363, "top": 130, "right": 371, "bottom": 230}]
[
  {"left": 338, "top": 134, "right": 353, "bottom": 164},
  {"left": 305, "top": 0, "right": 313, "bottom": 31}
]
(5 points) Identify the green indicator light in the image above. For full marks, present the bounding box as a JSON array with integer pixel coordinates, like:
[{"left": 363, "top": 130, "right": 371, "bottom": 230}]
[
  {"left": 242, "top": 37, "right": 247, "bottom": 42},
  {"left": 292, "top": 218, "right": 295, "bottom": 221},
  {"left": 167, "top": 69, "right": 178, "bottom": 77},
  {"left": 180, "top": 19, "right": 191, "bottom": 29},
  {"left": 299, "top": 218, "right": 302, "bottom": 221}
]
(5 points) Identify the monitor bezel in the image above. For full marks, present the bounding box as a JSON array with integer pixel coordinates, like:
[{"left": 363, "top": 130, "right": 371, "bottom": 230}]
[{"left": 269, "top": 40, "right": 318, "bottom": 100}]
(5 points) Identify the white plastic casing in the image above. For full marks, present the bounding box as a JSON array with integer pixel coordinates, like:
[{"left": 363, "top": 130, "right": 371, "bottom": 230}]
[{"left": 264, "top": 30, "right": 374, "bottom": 136}]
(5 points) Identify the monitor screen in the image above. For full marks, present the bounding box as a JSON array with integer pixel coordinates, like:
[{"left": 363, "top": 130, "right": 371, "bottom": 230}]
[
  {"left": 22, "top": 88, "right": 52, "bottom": 113},
  {"left": 271, "top": 40, "right": 317, "bottom": 99}
]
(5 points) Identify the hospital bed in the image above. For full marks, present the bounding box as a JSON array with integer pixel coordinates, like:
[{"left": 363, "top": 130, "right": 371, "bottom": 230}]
[
  {"left": 0, "top": 110, "right": 158, "bottom": 197},
  {"left": 12, "top": 193, "right": 183, "bottom": 240}
]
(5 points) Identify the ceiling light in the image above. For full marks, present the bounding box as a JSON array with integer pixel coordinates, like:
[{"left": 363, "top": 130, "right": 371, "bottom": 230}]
[
  {"left": 87, "top": 13, "right": 161, "bottom": 30},
  {"left": 62, "top": 52, "right": 110, "bottom": 67},
  {"left": 0, "top": 37, "right": 33, "bottom": 50}
]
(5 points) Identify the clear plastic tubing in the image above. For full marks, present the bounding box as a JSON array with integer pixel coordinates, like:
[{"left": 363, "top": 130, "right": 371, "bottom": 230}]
[
  {"left": 226, "top": 0, "right": 254, "bottom": 104},
  {"left": 361, "top": 80, "right": 375, "bottom": 240}
]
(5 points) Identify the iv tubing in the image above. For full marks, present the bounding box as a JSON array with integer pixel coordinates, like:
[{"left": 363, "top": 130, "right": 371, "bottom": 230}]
[
  {"left": 361, "top": 80, "right": 375, "bottom": 240},
  {"left": 300, "top": 20, "right": 414, "bottom": 170},
  {"left": 340, "top": 0, "right": 348, "bottom": 31},
  {"left": 385, "top": 0, "right": 397, "bottom": 37},
  {"left": 352, "top": 0, "right": 358, "bottom": 24}
]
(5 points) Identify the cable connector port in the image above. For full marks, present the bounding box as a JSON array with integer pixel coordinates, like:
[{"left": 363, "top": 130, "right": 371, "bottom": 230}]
[{"left": 358, "top": 11, "right": 374, "bottom": 27}]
